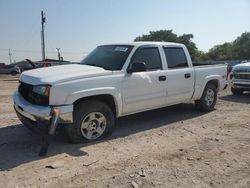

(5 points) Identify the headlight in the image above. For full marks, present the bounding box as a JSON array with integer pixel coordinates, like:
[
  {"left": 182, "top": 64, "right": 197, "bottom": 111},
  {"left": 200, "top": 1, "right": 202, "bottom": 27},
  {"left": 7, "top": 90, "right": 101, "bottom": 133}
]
[{"left": 33, "top": 85, "right": 51, "bottom": 97}]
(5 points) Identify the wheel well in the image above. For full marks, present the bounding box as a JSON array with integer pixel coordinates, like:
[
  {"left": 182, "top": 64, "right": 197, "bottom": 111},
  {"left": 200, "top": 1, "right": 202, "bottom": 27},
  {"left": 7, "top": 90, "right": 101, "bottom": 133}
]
[
  {"left": 207, "top": 79, "right": 219, "bottom": 90},
  {"left": 74, "top": 94, "right": 117, "bottom": 117}
]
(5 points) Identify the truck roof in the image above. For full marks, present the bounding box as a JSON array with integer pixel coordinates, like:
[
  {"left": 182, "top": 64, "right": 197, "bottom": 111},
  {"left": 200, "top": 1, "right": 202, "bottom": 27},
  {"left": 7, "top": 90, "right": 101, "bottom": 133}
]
[{"left": 100, "top": 41, "right": 185, "bottom": 48}]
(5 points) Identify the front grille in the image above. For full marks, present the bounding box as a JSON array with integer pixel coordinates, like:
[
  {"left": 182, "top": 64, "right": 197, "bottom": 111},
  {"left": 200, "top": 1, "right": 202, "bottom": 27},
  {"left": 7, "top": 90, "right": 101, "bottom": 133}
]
[
  {"left": 234, "top": 69, "right": 250, "bottom": 73},
  {"left": 234, "top": 73, "right": 250, "bottom": 80},
  {"left": 234, "top": 84, "right": 250, "bottom": 87},
  {"left": 18, "top": 82, "right": 49, "bottom": 106}
]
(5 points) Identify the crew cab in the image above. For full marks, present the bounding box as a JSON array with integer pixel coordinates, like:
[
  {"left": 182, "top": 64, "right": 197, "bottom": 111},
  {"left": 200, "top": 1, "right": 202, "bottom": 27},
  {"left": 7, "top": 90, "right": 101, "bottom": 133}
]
[
  {"left": 13, "top": 42, "right": 228, "bottom": 143},
  {"left": 230, "top": 61, "right": 250, "bottom": 94}
]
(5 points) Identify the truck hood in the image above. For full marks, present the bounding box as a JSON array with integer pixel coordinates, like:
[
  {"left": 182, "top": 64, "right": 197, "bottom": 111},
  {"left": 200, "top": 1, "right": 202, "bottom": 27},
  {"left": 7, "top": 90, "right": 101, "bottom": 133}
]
[
  {"left": 233, "top": 62, "right": 250, "bottom": 71},
  {"left": 20, "top": 64, "right": 113, "bottom": 85}
]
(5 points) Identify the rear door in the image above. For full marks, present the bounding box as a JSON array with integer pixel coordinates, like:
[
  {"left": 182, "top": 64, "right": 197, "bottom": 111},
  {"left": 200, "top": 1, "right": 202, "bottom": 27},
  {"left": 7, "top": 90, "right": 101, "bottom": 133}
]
[
  {"left": 163, "top": 47, "right": 194, "bottom": 104},
  {"left": 122, "top": 46, "right": 167, "bottom": 114}
]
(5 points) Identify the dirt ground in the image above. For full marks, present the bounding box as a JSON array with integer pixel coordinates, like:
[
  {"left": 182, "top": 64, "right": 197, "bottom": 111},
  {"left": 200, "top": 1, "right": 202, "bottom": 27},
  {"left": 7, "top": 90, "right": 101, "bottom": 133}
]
[{"left": 0, "top": 74, "right": 249, "bottom": 188}]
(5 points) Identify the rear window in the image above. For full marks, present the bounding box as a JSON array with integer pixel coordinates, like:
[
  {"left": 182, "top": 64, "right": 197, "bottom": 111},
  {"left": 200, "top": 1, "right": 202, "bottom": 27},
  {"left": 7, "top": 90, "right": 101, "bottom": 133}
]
[{"left": 163, "top": 47, "right": 188, "bottom": 69}]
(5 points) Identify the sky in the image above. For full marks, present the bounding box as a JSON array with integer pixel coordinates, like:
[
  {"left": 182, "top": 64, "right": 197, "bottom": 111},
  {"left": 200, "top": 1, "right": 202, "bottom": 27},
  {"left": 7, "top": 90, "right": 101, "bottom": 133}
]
[{"left": 0, "top": 0, "right": 249, "bottom": 63}]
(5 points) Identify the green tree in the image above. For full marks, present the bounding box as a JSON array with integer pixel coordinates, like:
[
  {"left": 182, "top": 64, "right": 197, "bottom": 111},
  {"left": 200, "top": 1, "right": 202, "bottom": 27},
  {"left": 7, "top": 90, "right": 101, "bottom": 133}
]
[
  {"left": 205, "top": 32, "right": 250, "bottom": 61},
  {"left": 135, "top": 30, "right": 250, "bottom": 61},
  {"left": 196, "top": 51, "right": 210, "bottom": 61},
  {"left": 232, "top": 32, "right": 250, "bottom": 60},
  {"left": 134, "top": 30, "right": 199, "bottom": 60},
  {"left": 134, "top": 30, "right": 178, "bottom": 42},
  {"left": 207, "top": 42, "right": 233, "bottom": 61}
]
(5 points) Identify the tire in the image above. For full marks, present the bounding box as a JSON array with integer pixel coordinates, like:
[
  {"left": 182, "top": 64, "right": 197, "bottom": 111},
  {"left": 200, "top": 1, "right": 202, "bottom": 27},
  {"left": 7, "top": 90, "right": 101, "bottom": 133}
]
[
  {"left": 65, "top": 100, "right": 115, "bottom": 143},
  {"left": 195, "top": 83, "right": 217, "bottom": 112},
  {"left": 231, "top": 87, "right": 243, "bottom": 95}
]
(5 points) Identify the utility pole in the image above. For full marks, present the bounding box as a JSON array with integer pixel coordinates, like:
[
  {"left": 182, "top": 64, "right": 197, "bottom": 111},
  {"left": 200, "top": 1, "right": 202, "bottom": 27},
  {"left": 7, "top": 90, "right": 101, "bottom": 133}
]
[
  {"left": 56, "top": 48, "right": 61, "bottom": 61},
  {"left": 8, "top": 49, "right": 12, "bottom": 64},
  {"left": 41, "top": 11, "right": 46, "bottom": 61}
]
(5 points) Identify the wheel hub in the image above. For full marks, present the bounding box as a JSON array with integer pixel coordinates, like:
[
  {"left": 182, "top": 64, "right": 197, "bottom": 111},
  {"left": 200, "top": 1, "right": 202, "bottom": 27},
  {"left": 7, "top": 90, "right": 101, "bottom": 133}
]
[
  {"left": 205, "top": 89, "right": 214, "bottom": 106},
  {"left": 89, "top": 120, "right": 98, "bottom": 130},
  {"left": 80, "top": 112, "right": 107, "bottom": 140}
]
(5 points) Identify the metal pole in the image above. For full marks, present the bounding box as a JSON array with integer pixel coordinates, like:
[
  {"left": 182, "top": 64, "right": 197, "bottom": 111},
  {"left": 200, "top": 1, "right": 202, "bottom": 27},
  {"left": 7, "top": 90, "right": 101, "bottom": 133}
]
[
  {"left": 56, "top": 48, "right": 61, "bottom": 61},
  {"left": 41, "top": 11, "right": 46, "bottom": 61},
  {"left": 8, "top": 49, "right": 12, "bottom": 64}
]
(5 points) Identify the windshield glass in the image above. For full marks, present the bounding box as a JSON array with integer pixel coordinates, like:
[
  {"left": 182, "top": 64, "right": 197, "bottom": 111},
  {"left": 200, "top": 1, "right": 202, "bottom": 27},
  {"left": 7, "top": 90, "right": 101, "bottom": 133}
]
[{"left": 80, "top": 45, "right": 133, "bottom": 70}]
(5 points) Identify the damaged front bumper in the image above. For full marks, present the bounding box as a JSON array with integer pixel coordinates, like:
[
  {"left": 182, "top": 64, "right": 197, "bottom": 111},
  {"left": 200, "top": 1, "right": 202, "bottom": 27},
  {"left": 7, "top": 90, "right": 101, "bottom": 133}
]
[{"left": 13, "top": 91, "right": 73, "bottom": 135}]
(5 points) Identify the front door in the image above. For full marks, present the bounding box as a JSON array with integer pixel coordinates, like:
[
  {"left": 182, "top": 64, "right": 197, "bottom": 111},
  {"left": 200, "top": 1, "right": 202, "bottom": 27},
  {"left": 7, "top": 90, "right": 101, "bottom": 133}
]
[{"left": 122, "top": 46, "right": 167, "bottom": 114}]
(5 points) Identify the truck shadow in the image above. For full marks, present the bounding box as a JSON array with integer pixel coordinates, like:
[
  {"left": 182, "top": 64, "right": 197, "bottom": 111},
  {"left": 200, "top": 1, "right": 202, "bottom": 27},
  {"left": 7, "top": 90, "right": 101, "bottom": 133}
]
[
  {"left": 0, "top": 103, "right": 206, "bottom": 171},
  {"left": 219, "top": 92, "right": 250, "bottom": 104}
]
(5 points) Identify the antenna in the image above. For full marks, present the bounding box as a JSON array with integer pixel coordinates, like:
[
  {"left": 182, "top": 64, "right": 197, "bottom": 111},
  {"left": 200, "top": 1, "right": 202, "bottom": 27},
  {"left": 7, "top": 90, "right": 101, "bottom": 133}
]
[{"left": 41, "top": 11, "right": 46, "bottom": 61}]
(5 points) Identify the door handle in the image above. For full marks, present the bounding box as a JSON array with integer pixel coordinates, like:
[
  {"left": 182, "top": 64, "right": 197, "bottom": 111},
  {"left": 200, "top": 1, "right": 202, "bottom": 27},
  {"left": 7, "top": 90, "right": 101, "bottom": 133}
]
[
  {"left": 185, "top": 73, "right": 191, "bottom": 78},
  {"left": 159, "top": 76, "right": 166, "bottom": 81}
]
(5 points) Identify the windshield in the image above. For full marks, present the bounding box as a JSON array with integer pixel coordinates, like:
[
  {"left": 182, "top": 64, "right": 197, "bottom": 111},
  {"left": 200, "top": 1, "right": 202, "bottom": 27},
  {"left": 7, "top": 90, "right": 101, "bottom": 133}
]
[{"left": 80, "top": 45, "right": 133, "bottom": 70}]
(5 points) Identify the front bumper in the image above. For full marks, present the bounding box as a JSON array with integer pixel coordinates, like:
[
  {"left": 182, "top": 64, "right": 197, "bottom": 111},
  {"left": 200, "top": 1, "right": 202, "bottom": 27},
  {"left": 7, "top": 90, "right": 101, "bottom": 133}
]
[
  {"left": 231, "top": 79, "right": 250, "bottom": 91},
  {"left": 13, "top": 91, "right": 73, "bottom": 134}
]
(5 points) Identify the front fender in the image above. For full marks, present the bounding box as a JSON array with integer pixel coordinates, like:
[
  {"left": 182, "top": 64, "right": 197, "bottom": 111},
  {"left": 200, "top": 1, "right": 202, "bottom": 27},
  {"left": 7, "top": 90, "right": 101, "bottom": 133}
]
[{"left": 64, "top": 87, "right": 122, "bottom": 117}]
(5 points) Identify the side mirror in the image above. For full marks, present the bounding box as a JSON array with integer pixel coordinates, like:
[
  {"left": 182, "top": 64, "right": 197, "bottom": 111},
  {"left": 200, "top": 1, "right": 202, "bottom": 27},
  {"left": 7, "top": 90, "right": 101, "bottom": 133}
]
[{"left": 127, "top": 62, "right": 146, "bottom": 74}]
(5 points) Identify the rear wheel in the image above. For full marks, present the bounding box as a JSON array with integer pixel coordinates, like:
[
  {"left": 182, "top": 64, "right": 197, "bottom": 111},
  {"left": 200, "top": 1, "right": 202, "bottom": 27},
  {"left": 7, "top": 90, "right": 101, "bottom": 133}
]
[
  {"left": 65, "top": 100, "right": 115, "bottom": 143},
  {"left": 231, "top": 87, "right": 243, "bottom": 95},
  {"left": 195, "top": 83, "right": 217, "bottom": 112}
]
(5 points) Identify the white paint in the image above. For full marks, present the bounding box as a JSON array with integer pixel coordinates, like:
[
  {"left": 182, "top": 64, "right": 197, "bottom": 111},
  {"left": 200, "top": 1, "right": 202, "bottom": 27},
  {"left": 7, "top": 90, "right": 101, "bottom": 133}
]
[{"left": 14, "top": 42, "right": 228, "bottom": 118}]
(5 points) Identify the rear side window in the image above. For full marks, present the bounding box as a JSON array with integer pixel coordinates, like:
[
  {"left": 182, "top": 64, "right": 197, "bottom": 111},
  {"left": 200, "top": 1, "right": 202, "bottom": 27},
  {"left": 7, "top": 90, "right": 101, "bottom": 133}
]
[
  {"left": 132, "top": 47, "right": 162, "bottom": 71},
  {"left": 163, "top": 47, "right": 188, "bottom": 69}
]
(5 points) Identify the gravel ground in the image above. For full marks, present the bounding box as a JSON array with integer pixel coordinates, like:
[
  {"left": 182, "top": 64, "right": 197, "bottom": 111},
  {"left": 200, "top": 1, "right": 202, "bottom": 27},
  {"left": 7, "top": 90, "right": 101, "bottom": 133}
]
[{"left": 0, "top": 74, "right": 249, "bottom": 188}]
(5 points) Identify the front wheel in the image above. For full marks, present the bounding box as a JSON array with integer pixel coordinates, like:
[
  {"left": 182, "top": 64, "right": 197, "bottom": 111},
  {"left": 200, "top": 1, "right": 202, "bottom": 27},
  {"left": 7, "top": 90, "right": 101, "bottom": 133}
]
[
  {"left": 65, "top": 100, "right": 115, "bottom": 143},
  {"left": 195, "top": 83, "right": 217, "bottom": 112}
]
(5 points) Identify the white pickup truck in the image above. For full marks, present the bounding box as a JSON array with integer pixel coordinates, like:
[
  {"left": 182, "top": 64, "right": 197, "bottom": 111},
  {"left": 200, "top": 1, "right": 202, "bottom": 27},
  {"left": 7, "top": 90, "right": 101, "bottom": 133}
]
[
  {"left": 13, "top": 42, "right": 228, "bottom": 143},
  {"left": 230, "top": 61, "right": 250, "bottom": 94}
]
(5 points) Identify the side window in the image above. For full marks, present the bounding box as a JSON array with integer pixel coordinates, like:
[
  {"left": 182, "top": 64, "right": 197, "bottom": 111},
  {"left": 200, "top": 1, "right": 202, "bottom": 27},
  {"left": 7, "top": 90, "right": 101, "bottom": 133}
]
[
  {"left": 132, "top": 47, "right": 162, "bottom": 71},
  {"left": 25, "top": 63, "right": 33, "bottom": 68},
  {"left": 163, "top": 47, "right": 188, "bottom": 69}
]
